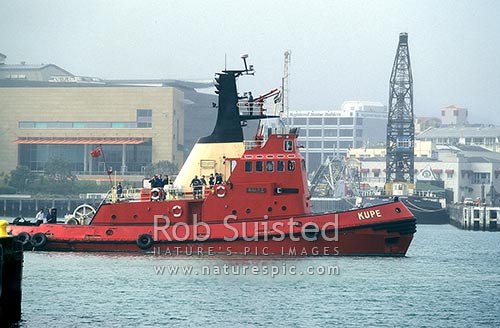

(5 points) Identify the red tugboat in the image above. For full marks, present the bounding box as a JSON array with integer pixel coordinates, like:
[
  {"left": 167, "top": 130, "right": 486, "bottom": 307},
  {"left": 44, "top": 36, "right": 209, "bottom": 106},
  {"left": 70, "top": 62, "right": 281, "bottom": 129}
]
[{"left": 8, "top": 57, "right": 416, "bottom": 256}]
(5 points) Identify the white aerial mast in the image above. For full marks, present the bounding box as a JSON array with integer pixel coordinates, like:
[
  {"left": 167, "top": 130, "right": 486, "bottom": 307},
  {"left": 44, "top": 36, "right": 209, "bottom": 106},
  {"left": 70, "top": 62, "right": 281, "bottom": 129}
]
[{"left": 282, "top": 50, "right": 291, "bottom": 127}]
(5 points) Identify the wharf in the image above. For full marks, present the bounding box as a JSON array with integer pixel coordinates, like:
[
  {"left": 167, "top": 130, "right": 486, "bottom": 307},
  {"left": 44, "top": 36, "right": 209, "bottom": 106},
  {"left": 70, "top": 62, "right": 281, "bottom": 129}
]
[{"left": 448, "top": 204, "right": 500, "bottom": 231}]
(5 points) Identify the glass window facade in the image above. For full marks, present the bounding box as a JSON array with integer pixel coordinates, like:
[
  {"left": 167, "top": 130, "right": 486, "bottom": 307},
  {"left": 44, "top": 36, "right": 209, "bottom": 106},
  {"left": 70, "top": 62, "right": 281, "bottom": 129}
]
[
  {"left": 308, "top": 118, "right": 323, "bottom": 125},
  {"left": 308, "top": 141, "right": 322, "bottom": 148},
  {"left": 472, "top": 172, "right": 490, "bottom": 184},
  {"left": 339, "top": 129, "right": 353, "bottom": 137},
  {"left": 339, "top": 118, "right": 353, "bottom": 125},
  {"left": 324, "top": 129, "right": 337, "bottom": 137},
  {"left": 18, "top": 109, "right": 154, "bottom": 130},
  {"left": 292, "top": 118, "right": 307, "bottom": 125},
  {"left": 324, "top": 118, "right": 337, "bottom": 125},
  {"left": 18, "top": 141, "right": 152, "bottom": 173},
  {"left": 339, "top": 141, "right": 352, "bottom": 148},
  {"left": 323, "top": 141, "right": 336, "bottom": 149},
  {"left": 308, "top": 129, "right": 322, "bottom": 137}
]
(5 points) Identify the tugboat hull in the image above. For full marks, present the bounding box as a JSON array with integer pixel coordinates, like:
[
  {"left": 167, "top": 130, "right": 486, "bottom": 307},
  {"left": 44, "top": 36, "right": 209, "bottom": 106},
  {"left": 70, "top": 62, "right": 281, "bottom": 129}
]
[{"left": 10, "top": 202, "right": 415, "bottom": 256}]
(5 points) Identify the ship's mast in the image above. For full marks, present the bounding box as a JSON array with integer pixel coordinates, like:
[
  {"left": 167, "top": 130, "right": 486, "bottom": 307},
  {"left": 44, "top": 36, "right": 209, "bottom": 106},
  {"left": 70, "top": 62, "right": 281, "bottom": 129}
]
[
  {"left": 385, "top": 33, "right": 414, "bottom": 192},
  {"left": 282, "top": 50, "right": 291, "bottom": 126}
]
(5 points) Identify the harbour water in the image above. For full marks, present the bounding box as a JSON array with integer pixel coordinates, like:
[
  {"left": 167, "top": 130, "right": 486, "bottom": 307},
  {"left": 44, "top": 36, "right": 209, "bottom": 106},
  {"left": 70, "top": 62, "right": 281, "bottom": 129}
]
[{"left": 13, "top": 225, "right": 500, "bottom": 327}]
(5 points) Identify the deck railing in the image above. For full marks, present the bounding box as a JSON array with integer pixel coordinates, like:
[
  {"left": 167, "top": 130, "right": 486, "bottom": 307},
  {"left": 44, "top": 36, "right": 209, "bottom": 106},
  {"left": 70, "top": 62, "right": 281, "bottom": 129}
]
[
  {"left": 237, "top": 101, "right": 265, "bottom": 116},
  {"left": 101, "top": 185, "right": 220, "bottom": 203}
]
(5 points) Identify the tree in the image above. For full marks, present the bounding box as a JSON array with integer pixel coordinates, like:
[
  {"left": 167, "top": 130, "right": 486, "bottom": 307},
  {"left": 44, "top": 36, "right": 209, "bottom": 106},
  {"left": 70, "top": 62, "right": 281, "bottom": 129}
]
[
  {"left": 7, "top": 166, "right": 34, "bottom": 191},
  {"left": 44, "top": 157, "right": 76, "bottom": 182}
]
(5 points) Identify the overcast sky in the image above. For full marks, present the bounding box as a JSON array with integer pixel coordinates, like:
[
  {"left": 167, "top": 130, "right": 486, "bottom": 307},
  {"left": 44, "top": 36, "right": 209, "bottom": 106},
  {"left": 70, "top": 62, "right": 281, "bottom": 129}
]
[{"left": 1, "top": 0, "right": 499, "bottom": 124}]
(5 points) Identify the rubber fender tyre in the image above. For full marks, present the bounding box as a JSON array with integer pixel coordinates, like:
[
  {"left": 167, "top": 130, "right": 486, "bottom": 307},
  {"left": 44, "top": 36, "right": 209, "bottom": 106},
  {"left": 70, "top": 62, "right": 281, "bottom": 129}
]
[
  {"left": 136, "top": 234, "right": 154, "bottom": 250},
  {"left": 31, "top": 232, "right": 48, "bottom": 248},
  {"left": 17, "top": 232, "right": 31, "bottom": 245}
]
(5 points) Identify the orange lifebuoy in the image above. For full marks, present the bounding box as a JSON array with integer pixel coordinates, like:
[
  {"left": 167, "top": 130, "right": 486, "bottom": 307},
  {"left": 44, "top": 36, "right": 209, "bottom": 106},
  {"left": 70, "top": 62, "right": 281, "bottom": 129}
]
[
  {"left": 216, "top": 185, "right": 226, "bottom": 198},
  {"left": 172, "top": 205, "right": 183, "bottom": 218}
]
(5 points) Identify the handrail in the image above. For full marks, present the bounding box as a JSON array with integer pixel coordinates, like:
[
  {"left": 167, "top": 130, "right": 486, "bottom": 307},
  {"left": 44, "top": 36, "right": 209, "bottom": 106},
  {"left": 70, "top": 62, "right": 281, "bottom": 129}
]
[
  {"left": 103, "top": 185, "right": 221, "bottom": 202},
  {"left": 244, "top": 140, "right": 265, "bottom": 150},
  {"left": 237, "top": 101, "right": 266, "bottom": 116}
]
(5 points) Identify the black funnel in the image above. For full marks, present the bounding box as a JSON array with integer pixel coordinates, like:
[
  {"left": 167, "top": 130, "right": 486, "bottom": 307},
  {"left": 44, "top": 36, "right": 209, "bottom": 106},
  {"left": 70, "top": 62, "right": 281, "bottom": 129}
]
[{"left": 199, "top": 71, "right": 244, "bottom": 144}]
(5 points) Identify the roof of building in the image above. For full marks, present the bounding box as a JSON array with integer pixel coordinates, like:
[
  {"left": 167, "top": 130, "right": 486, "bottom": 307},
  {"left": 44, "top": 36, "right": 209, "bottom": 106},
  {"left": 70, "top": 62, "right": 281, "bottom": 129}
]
[
  {"left": 417, "top": 126, "right": 500, "bottom": 139},
  {"left": 341, "top": 100, "right": 385, "bottom": 107},
  {"left": 444, "top": 105, "right": 466, "bottom": 110},
  {"left": 454, "top": 144, "right": 492, "bottom": 152},
  {"left": 105, "top": 79, "right": 213, "bottom": 90},
  {"left": 13, "top": 137, "right": 150, "bottom": 145},
  {"left": 358, "top": 156, "right": 439, "bottom": 163},
  {"left": 465, "top": 156, "right": 500, "bottom": 164},
  {"left": 416, "top": 117, "right": 440, "bottom": 123},
  {"left": 435, "top": 144, "right": 493, "bottom": 153},
  {"left": 0, "top": 57, "right": 213, "bottom": 90},
  {"left": 0, "top": 62, "right": 73, "bottom": 75}
]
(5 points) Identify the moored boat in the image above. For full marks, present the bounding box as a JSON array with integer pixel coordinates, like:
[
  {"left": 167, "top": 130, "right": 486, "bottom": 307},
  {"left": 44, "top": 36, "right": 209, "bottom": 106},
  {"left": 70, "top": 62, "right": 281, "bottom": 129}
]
[
  {"left": 362, "top": 195, "right": 449, "bottom": 225},
  {"left": 8, "top": 57, "right": 416, "bottom": 256}
]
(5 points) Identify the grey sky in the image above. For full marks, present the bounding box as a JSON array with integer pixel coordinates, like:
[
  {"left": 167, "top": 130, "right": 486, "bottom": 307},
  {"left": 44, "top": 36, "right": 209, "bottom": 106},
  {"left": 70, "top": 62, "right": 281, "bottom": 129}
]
[{"left": 1, "top": 0, "right": 499, "bottom": 124}]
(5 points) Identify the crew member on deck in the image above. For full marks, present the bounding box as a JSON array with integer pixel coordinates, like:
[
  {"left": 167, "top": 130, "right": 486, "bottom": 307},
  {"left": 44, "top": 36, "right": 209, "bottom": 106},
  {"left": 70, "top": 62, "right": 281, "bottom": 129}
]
[
  {"left": 215, "top": 172, "right": 223, "bottom": 184},
  {"left": 35, "top": 208, "right": 45, "bottom": 225},
  {"left": 117, "top": 182, "right": 123, "bottom": 198},
  {"left": 190, "top": 176, "right": 202, "bottom": 199},
  {"left": 149, "top": 175, "right": 157, "bottom": 188},
  {"left": 209, "top": 174, "right": 215, "bottom": 189},
  {"left": 247, "top": 91, "right": 254, "bottom": 116},
  {"left": 162, "top": 175, "right": 169, "bottom": 200},
  {"left": 46, "top": 208, "right": 57, "bottom": 224}
]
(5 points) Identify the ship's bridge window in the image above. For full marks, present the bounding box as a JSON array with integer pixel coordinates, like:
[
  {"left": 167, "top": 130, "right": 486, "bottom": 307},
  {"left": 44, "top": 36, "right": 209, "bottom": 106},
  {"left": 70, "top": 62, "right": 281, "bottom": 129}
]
[
  {"left": 284, "top": 140, "right": 293, "bottom": 152},
  {"left": 245, "top": 161, "right": 252, "bottom": 172},
  {"left": 230, "top": 160, "right": 237, "bottom": 173},
  {"left": 301, "top": 159, "right": 306, "bottom": 171},
  {"left": 277, "top": 160, "right": 285, "bottom": 172},
  {"left": 288, "top": 160, "right": 296, "bottom": 171},
  {"left": 266, "top": 161, "right": 274, "bottom": 172},
  {"left": 256, "top": 161, "right": 263, "bottom": 172}
]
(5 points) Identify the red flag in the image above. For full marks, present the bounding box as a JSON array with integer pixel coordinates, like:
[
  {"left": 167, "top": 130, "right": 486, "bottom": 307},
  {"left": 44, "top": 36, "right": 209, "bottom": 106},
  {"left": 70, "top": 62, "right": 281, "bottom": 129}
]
[{"left": 90, "top": 146, "right": 102, "bottom": 158}]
